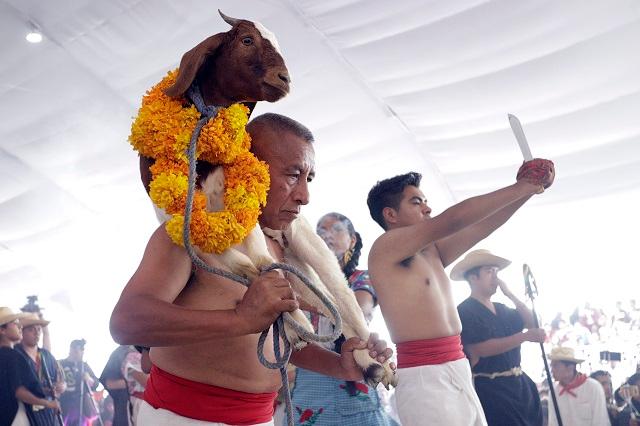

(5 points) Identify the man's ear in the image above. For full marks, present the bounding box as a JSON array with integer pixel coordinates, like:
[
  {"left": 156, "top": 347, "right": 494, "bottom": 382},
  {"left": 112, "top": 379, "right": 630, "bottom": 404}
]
[{"left": 382, "top": 206, "right": 397, "bottom": 225}]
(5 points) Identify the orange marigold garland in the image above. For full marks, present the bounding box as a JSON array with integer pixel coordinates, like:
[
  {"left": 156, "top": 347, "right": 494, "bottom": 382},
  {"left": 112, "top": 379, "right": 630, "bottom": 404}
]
[{"left": 129, "top": 69, "right": 270, "bottom": 253}]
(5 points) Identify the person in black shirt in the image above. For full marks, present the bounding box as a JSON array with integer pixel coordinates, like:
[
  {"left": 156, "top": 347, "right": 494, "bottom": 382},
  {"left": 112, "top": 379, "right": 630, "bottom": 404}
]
[
  {"left": 15, "top": 313, "right": 65, "bottom": 426},
  {"left": 59, "top": 339, "right": 100, "bottom": 425},
  {"left": 99, "top": 345, "right": 135, "bottom": 426},
  {"left": 453, "top": 250, "right": 545, "bottom": 426},
  {"left": 1, "top": 307, "right": 60, "bottom": 426}
]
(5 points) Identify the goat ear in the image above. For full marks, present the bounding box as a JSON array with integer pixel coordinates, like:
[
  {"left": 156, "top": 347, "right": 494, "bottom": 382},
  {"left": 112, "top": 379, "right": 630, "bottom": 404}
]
[{"left": 164, "top": 33, "right": 226, "bottom": 98}]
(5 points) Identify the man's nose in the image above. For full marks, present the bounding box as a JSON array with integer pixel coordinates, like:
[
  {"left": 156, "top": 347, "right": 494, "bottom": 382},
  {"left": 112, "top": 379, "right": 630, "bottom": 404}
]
[{"left": 294, "top": 180, "right": 310, "bottom": 205}]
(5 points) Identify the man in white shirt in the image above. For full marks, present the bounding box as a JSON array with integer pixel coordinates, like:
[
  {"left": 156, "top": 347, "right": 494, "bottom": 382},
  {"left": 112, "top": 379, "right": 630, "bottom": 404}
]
[{"left": 548, "top": 347, "right": 610, "bottom": 426}]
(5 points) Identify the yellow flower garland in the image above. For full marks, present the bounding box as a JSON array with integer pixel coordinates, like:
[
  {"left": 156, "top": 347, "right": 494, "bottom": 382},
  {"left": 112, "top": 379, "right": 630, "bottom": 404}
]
[{"left": 129, "top": 69, "right": 270, "bottom": 253}]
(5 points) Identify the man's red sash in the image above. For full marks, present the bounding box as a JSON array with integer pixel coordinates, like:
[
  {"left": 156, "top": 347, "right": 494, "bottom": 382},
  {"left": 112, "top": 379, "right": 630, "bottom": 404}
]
[
  {"left": 396, "top": 335, "right": 465, "bottom": 368},
  {"left": 144, "top": 365, "right": 276, "bottom": 425}
]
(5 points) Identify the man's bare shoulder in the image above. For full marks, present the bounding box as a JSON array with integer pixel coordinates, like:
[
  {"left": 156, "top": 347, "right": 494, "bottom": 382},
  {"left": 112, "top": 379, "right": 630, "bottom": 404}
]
[
  {"left": 144, "top": 224, "right": 191, "bottom": 259},
  {"left": 369, "top": 230, "right": 401, "bottom": 262},
  {"left": 126, "top": 225, "right": 193, "bottom": 297}
]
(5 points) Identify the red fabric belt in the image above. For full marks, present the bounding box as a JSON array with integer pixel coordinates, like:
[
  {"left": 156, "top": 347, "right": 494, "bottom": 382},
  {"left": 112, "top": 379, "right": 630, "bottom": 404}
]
[
  {"left": 143, "top": 365, "right": 276, "bottom": 425},
  {"left": 396, "top": 335, "right": 465, "bottom": 368}
]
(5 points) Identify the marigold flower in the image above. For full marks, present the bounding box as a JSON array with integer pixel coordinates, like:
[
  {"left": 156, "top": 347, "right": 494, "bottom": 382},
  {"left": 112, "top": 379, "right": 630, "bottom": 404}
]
[{"left": 129, "top": 70, "right": 270, "bottom": 253}]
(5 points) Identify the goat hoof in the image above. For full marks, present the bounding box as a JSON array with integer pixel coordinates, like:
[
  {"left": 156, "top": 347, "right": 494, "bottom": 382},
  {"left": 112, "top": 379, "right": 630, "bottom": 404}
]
[{"left": 363, "top": 363, "right": 386, "bottom": 388}]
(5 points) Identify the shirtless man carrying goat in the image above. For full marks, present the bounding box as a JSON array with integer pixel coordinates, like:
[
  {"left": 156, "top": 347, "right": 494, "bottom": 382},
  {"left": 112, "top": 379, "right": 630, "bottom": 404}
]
[
  {"left": 111, "top": 114, "right": 392, "bottom": 425},
  {"left": 366, "top": 161, "right": 554, "bottom": 426}
]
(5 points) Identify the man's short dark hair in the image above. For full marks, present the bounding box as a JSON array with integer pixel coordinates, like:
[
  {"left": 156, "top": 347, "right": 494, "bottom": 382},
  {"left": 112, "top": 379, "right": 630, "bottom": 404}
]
[
  {"left": 367, "top": 172, "right": 422, "bottom": 230},
  {"left": 247, "top": 113, "right": 314, "bottom": 144},
  {"left": 628, "top": 373, "right": 640, "bottom": 386},
  {"left": 590, "top": 370, "right": 611, "bottom": 380}
]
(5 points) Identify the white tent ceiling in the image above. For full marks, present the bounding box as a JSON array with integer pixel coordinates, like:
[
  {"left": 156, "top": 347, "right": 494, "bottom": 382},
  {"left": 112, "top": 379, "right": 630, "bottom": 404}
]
[{"left": 1, "top": 0, "right": 639, "bottom": 364}]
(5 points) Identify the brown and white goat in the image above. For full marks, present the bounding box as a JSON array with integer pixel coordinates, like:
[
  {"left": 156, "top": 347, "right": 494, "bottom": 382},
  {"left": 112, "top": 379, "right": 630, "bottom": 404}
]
[{"left": 140, "top": 11, "right": 397, "bottom": 389}]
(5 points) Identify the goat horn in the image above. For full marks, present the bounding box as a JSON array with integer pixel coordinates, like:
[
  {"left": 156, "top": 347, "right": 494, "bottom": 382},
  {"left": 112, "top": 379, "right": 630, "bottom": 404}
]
[{"left": 218, "top": 10, "right": 240, "bottom": 27}]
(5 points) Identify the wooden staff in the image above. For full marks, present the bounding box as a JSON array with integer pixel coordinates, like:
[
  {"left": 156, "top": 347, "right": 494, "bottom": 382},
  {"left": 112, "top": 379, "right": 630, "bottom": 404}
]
[
  {"left": 40, "top": 351, "right": 65, "bottom": 426},
  {"left": 523, "top": 264, "right": 563, "bottom": 426}
]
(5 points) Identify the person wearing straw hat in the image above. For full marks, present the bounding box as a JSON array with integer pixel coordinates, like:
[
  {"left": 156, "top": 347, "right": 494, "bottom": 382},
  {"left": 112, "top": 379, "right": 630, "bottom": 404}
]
[
  {"left": 15, "top": 313, "right": 65, "bottom": 426},
  {"left": 548, "top": 347, "right": 610, "bottom": 426},
  {"left": 453, "top": 249, "right": 545, "bottom": 426},
  {"left": 366, "top": 161, "right": 554, "bottom": 426},
  {"left": 1, "top": 307, "right": 61, "bottom": 426}
]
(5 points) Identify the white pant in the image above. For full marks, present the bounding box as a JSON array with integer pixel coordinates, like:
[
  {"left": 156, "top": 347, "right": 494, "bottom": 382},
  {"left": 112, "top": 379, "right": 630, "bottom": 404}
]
[
  {"left": 137, "top": 400, "right": 274, "bottom": 426},
  {"left": 11, "top": 402, "right": 29, "bottom": 426},
  {"left": 395, "top": 358, "right": 487, "bottom": 426}
]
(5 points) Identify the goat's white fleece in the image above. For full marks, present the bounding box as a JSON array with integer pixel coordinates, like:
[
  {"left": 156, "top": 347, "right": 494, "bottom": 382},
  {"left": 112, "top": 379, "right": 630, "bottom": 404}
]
[{"left": 224, "top": 215, "right": 396, "bottom": 388}]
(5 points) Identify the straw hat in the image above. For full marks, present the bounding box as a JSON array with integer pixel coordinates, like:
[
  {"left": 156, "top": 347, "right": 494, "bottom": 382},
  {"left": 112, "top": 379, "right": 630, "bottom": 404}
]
[
  {"left": 548, "top": 347, "right": 584, "bottom": 364},
  {"left": 449, "top": 249, "right": 511, "bottom": 281},
  {"left": 19, "top": 312, "right": 50, "bottom": 327},
  {"left": 0, "top": 307, "right": 29, "bottom": 326}
]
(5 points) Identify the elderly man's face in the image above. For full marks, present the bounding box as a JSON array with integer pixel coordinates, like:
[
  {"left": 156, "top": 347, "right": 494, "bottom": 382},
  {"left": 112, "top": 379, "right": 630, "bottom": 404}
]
[{"left": 252, "top": 128, "right": 315, "bottom": 230}]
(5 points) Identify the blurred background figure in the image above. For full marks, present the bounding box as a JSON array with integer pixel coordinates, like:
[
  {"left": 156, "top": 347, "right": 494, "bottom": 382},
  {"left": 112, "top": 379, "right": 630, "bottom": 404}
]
[
  {"left": 316, "top": 212, "right": 377, "bottom": 322},
  {"left": 1, "top": 306, "right": 61, "bottom": 426},
  {"left": 121, "top": 347, "right": 148, "bottom": 424},
  {"left": 616, "top": 373, "right": 640, "bottom": 426},
  {"left": 548, "top": 347, "right": 610, "bottom": 426},
  {"left": 590, "top": 370, "right": 620, "bottom": 425},
  {"left": 99, "top": 346, "right": 134, "bottom": 426},
  {"left": 279, "top": 212, "right": 393, "bottom": 425},
  {"left": 15, "top": 312, "right": 66, "bottom": 426},
  {"left": 59, "top": 339, "right": 100, "bottom": 425},
  {"left": 20, "top": 296, "right": 52, "bottom": 352}
]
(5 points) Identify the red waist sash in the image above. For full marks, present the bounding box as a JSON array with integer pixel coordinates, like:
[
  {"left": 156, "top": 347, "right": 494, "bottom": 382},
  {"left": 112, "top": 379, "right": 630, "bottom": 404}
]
[
  {"left": 396, "top": 335, "right": 465, "bottom": 368},
  {"left": 144, "top": 365, "right": 276, "bottom": 425}
]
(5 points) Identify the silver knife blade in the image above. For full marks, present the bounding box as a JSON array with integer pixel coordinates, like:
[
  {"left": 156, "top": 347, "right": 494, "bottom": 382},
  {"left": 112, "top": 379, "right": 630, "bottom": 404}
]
[{"left": 508, "top": 114, "right": 533, "bottom": 161}]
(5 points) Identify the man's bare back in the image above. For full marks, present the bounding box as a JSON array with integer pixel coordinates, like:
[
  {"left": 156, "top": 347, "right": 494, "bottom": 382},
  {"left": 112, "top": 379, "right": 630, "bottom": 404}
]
[{"left": 369, "top": 244, "right": 461, "bottom": 343}]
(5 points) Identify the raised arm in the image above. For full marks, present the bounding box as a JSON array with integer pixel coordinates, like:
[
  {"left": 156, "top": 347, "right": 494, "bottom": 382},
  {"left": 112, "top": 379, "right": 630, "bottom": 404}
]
[
  {"left": 370, "top": 180, "right": 540, "bottom": 266},
  {"left": 110, "top": 226, "right": 298, "bottom": 346},
  {"left": 435, "top": 195, "right": 531, "bottom": 267}
]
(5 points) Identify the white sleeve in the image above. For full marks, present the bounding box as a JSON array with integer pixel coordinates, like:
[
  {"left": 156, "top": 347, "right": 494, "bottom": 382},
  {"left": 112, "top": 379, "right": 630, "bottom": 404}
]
[{"left": 590, "top": 381, "right": 611, "bottom": 426}]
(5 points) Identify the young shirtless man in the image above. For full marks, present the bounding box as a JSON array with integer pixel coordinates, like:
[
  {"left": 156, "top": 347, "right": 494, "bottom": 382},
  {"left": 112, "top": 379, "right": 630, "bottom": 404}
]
[
  {"left": 110, "top": 113, "right": 392, "bottom": 426},
  {"left": 366, "top": 161, "right": 554, "bottom": 426}
]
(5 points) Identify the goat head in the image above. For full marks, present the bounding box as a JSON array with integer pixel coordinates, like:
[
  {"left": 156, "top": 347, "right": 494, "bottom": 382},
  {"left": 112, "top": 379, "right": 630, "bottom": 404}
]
[{"left": 165, "top": 10, "right": 290, "bottom": 106}]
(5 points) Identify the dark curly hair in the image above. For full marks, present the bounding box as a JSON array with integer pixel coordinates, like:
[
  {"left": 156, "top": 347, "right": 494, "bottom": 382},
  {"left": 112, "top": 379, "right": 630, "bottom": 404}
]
[{"left": 367, "top": 172, "right": 422, "bottom": 230}]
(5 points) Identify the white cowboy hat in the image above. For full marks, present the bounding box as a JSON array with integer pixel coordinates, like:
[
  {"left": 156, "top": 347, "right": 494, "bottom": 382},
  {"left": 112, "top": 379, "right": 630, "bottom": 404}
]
[
  {"left": 449, "top": 249, "right": 511, "bottom": 281},
  {"left": 548, "top": 346, "right": 584, "bottom": 364},
  {"left": 19, "top": 312, "right": 50, "bottom": 327},
  {"left": 0, "top": 307, "right": 29, "bottom": 326}
]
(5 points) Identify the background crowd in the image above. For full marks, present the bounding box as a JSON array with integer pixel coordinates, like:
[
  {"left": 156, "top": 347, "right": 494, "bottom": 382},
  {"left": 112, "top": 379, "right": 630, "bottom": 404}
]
[{"left": 3, "top": 230, "right": 639, "bottom": 426}]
